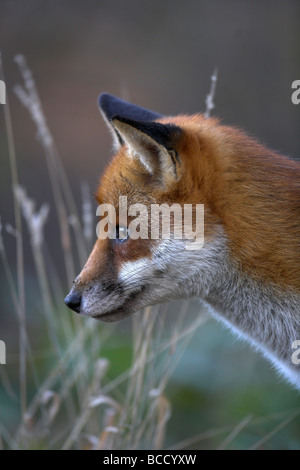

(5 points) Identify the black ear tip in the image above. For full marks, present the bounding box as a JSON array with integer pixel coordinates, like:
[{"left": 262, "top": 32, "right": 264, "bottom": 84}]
[
  {"left": 98, "top": 93, "right": 162, "bottom": 122},
  {"left": 98, "top": 92, "right": 114, "bottom": 111}
]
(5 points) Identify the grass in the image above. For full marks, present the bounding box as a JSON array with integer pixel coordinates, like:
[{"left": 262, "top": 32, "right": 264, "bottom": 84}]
[{"left": 0, "top": 54, "right": 209, "bottom": 450}]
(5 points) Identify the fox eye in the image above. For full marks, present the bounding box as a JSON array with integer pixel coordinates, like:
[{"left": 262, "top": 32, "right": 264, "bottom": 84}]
[{"left": 115, "top": 225, "right": 129, "bottom": 242}]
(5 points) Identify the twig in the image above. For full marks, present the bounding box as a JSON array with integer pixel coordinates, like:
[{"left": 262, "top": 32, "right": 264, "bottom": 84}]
[
  {"left": 217, "top": 415, "right": 252, "bottom": 450},
  {"left": 14, "top": 186, "right": 61, "bottom": 354},
  {"left": 249, "top": 409, "right": 300, "bottom": 450},
  {"left": 13, "top": 54, "right": 76, "bottom": 284},
  {"left": 204, "top": 68, "right": 218, "bottom": 119}
]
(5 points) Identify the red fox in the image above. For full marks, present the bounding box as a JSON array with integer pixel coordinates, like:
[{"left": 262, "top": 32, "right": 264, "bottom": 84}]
[{"left": 65, "top": 93, "right": 300, "bottom": 389}]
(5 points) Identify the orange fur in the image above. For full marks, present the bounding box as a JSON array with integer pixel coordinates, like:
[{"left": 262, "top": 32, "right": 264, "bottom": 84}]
[{"left": 89, "top": 114, "right": 300, "bottom": 292}]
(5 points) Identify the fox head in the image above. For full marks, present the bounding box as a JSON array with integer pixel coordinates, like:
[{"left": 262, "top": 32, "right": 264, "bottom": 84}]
[
  {"left": 64, "top": 93, "right": 224, "bottom": 321},
  {"left": 64, "top": 93, "right": 300, "bottom": 322}
]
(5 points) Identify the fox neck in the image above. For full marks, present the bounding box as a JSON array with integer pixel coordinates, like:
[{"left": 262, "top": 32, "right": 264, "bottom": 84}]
[
  {"left": 195, "top": 124, "right": 300, "bottom": 292},
  {"left": 185, "top": 233, "right": 300, "bottom": 387}
]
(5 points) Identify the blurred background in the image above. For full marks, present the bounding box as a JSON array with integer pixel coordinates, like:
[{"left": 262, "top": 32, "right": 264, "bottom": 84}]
[{"left": 0, "top": 0, "right": 299, "bottom": 449}]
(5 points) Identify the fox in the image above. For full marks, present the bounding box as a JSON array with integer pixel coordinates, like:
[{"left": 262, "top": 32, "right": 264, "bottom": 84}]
[{"left": 65, "top": 93, "right": 300, "bottom": 390}]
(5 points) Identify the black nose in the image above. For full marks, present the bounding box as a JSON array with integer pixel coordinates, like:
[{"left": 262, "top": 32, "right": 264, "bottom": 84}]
[{"left": 64, "top": 289, "right": 82, "bottom": 313}]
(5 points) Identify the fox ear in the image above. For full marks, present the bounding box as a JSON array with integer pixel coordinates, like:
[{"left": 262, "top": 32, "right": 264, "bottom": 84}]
[
  {"left": 111, "top": 116, "right": 182, "bottom": 183},
  {"left": 98, "top": 93, "right": 161, "bottom": 150}
]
